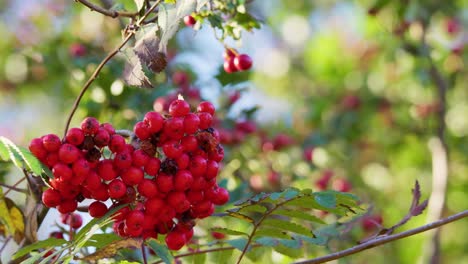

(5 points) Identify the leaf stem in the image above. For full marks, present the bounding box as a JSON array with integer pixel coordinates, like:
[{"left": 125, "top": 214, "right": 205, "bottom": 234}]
[
  {"left": 64, "top": 0, "right": 163, "bottom": 137},
  {"left": 292, "top": 209, "right": 468, "bottom": 264},
  {"left": 75, "top": 0, "right": 138, "bottom": 18}
]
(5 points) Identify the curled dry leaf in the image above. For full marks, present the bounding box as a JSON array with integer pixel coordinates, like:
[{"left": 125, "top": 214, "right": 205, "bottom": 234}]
[{"left": 75, "top": 238, "right": 143, "bottom": 262}]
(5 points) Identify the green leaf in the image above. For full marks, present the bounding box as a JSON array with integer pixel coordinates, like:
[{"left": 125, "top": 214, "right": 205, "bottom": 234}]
[
  {"left": 282, "top": 188, "right": 300, "bottom": 200},
  {"left": 238, "top": 204, "right": 267, "bottom": 214},
  {"left": 227, "top": 212, "right": 254, "bottom": 223},
  {"left": 134, "top": 0, "right": 145, "bottom": 11},
  {"left": 273, "top": 209, "right": 325, "bottom": 224},
  {"left": 12, "top": 238, "right": 67, "bottom": 259},
  {"left": 262, "top": 219, "right": 314, "bottom": 237},
  {"left": 210, "top": 227, "right": 248, "bottom": 237},
  {"left": 187, "top": 251, "right": 206, "bottom": 264},
  {"left": 210, "top": 247, "right": 234, "bottom": 263},
  {"left": 253, "top": 228, "right": 291, "bottom": 240},
  {"left": 272, "top": 244, "right": 303, "bottom": 258},
  {"left": 269, "top": 191, "right": 282, "bottom": 201},
  {"left": 295, "top": 234, "right": 327, "bottom": 246},
  {"left": 146, "top": 239, "right": 173, "bottom": 264},
  {"left": 278, "top": 238, "right": 301, "bottom": 249},
  {"left": 0, "top": 137, "right": 44, "bottom": 176},
  {"left": 314, "top": 192, "right": 337, "bottom": 208},
  {"left": 0, "top": 139, "right": 8, "bottom": 160},
  {"left": 83, "top": 233, "right": 122, "bottom": 248},
  {"left": 255, "top": 237, "right": 278, "bottom": 246},
  {"left": 20, "top": 251, "right": 49, "bottom": 264},
  {"left": 226, "top": 238, "right": 248, "bottom": 251}
]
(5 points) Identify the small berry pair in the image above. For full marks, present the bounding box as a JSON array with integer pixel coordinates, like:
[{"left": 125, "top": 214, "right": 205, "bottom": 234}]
[{"left": 223, "top": 48, "right": 252, "bottom": 73}]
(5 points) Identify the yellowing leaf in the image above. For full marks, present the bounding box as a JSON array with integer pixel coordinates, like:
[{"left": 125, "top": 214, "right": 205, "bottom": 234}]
[
  {"left": 10, "top": 204, "right": 25, "bottom": 243},
  {"left": 0, "top": 188, "right": 15, "bottom": 236},
  {"left": 76, "top": 238, "right": 143, "bottom": 261}
]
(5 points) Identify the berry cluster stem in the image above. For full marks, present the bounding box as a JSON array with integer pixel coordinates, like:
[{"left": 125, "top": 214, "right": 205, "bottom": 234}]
[{"left": 64, "top": 0, "right": 163, "bottom": 138}]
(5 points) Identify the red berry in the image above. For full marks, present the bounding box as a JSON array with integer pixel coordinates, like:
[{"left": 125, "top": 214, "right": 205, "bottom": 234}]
[
  {"left": 57, "top": 199, "right": 78, "bottom": 214},
  {"left": 174, "top": 170, "right": 193, "bottom": 191},
  {"left": 125, "top": 210, "right": 145, "bottom": 229},
  {"left": 132, "top": 149, "right": 149, "bottom": 167},
  {"left": 144, "top": 111, "right": 164, "bottom": 133},
  {"left": 72, "top": 159, "right": 90, "bottom": 178},
  {"left": 332, "top": 178, "right": 352, "bottom": 192},
  {"left": 42, "top": 134, "right": 61, "bottom": 152},
  {"left": 81, "top": 117, "right": 100, "bottom": 135},
  {"left": 166, "top": 231, "right": 186, "bottom": 250},
  {"left": 176, "top": 153, "right": 190, "bottom": 170},
  {"left": 65, "top": 128, "right": 85, "bottom": 146},
  {"left": 223, "top": 57, "right": 238, "bottom": 73},
  {"left": 362, "top": 215, "right": 383, "bottom": 232},
  {"left": 109, "top": 135, "right": 126, "bottom": 153},
  {"left": 70, "top": 43, "right": 86, "bottom": 57},
  {"left": 163, "top": 140, "right": 184, "bottom": 159},
  {"left": 164, "top": 117, "right": 184, "bottom": 140},
  {"left": 108, "top": 179, "right": 127, "bottom": 199},
  {"left": 183, "top": 15, "right": 196, "bottom": 27},
  {"left": 186, "top": 190, "right": 204, "bottom": 205},
  {"left": 92, "top": 183, "right": 110, "bottom": 201},
  {"left": 212, "top": 187, "right": 229, "bottom": 205},
  {"left": 190, "top": 155, "right": 207, "bottom": 177},
  {"left": 145, "top": 157, "right": 161, "bottom": 176},
  {"left": 114, "top": 151, "right": 133, "bottom": 170},
  {"left": 52, "top": 163, "right": 73, "bottom": 181},
  {"left": 49, "top": 231, "right": 64, "bottom": 239},
  {"left": 204, "top": 160, "right": 219, "bottom": 180},
  {"left": 84, "top": 171, "right": 101, "bottom": 191},
  {"left": 97, "top": 159, "right": 118, "bottom": 181},
  {"left": 155, "top": 173, "right": 174, "bottom": 193},
  {"left": 169, "top": 99, "right": 190, "bottom": 117},
  {"left": 223, "top": 48, "right": 236, "bottom": 60},
  {"left": 197, "top": 112, "right": 213, "bottom": 129},
  {"left": 137, "top": 179, "right": 158, "bottom": 198},
  {"left": 181, "top": 135, "right": 198, "bottom": 152},
  {"left": 89, "top": 201, "right": 108, "bottom": 218},
  {"left": 58, "top": 144, "right": 80, "bottom": 164},
  {"left": 134, "top": 121, "right": 151, "bottom": 140},
  {"left": 42, "top": 189, "right": 62, "bottom": 207},
  {"left": 121, "top": 167, "right": 144, "bottom": 185},
  {"left": 233, "top": 54, "right": 252, "bottom": 71},
  {"left": 212, "top": 231, "right": 226, "bottom": 240},
  {"left": 167, "top": 191, "right": 190, "bottom": 213},
  {"left": 29, "top": 138, "right": 47, "bottom": 160},
  {"left": 183, "top": 113, "right": 200, "bottom": 134},
  {"left": 45, "top": 152, "right": 59, "bottom": 168},
  {"left": 145, "top": 197, "right": 165, "bottom": 215},
  {"left": 197, "top": 101, "right": 215, "bottom": 115},
  {"left": 100, "top": 123, "right": 115, "bottom": 135},
  {"left": 94, "top": 128, "right": 110, "bottom": 147}
]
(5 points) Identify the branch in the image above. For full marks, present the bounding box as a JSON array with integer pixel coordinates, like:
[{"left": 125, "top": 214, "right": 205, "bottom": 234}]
[
  {"left": 0, "top": 181, "right": 28, "bottom": 194},
  {"left": 64, "top": 0, "right": 163, "bottom": 137},
  {"left": 75, "top": 0, "right": 138, "bottom": 18},
  {"left": 420, "top": 24, "right": 449, "bottom": 264},
  {"left": 293, "top": 210, "right": 468, "bottom": 264}
]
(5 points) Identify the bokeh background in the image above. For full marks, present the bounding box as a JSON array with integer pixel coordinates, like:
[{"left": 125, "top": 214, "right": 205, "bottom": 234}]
[{"left": 1, "top": 0, "right": 467, "bottom": 263}]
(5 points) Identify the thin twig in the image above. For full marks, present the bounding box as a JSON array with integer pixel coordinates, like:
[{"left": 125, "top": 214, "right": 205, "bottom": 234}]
[
  {"left": 64, "top": 0, "right": 163, "bottom": 137},
  {"left": 142, "top": 244, "right": 148, "bottom": 264},
  {"left": 3, "top": 177, "right": 26, "bottom": 196},
  {"left": 0, "top": 182, "right": 28, "bottom": 194},
  {"left": 75, "top": 0, "right": 138, "bottom": 18},
  {"left": 293, "top": 209, "right": 468, "bottom": 264}
]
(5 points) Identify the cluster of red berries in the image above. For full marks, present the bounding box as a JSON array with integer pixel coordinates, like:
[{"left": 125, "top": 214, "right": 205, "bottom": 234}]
[
  {"left": 315, "top": 170, "right": 352, "bottom": 192},
  {"left": 223, "top": 48, "right": 252, "bottom": 73},
  {"left": 30, "top": 99, "right": 229, "bottom": 250}
]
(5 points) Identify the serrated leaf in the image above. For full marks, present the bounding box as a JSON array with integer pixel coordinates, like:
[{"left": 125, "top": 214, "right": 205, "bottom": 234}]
[
  {"left": 76, "top": 238, "right": 142, "bottom": 261},
  {"left": 262, "top": 219, "right": 314, "bottom": 237},
  {"left": 122, "top": 49, "right": 153, "bottom": 88},
  {"left": 238, "top": 204, "right": 267, "bottom": 214},
  {"left": 272, "top": 209, "right": 325, "bottom": 224},
  {"left": 272, "top": 244, "right": 303, "bottom": 258},
  {"left": 256, "top": 237, "right": 278, "bottom": 247},
  {"left": 295, "top": 234, "right": 327, "bottom": 246},
  {"left": 134, "top": 24, "right": 167, "bottom": 73},
  {"left": 228, "top": 212, "right": 254, "bottom": 223},
  {"left": 0, "top": 137, "right": 43, "bottom": 175},
  {"left": 75, "top": 204, "right": 125, "bottom": 243},
  {"left": 253, "top": 228, "right": 291, "bottom": 240},
  {"left": 269, "top": 192, "right": 282, "bottom": 201},
  {"left": 282, "top": 188, "right": 300, "bottom": 200},
  {"left": 210, "top": 227, "right": 248, "bottom": 237},
  {"left": 314, "top": 192, "right": 337, "bottom": 208},
  {"left": 146, "top": 238, "right": 174, "bottom": 264},
  {"left": 226, "top": 238, "right": 248, "bottom": 251},
  {"left": 83, "top": 233, "right": 122, "bottom": 248},
  {"left": 12, "top": 238, "right": 67, "bottom": 259},
  {"left": 158, "top": 0, "right": 196, "bottom": 52},
  {"left": 134, "top": 0, "right": 145, "bottom": 11}
]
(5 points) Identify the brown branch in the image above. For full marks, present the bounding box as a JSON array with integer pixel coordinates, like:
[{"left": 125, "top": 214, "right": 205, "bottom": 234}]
[
  {"left": 3, "top": 177, "right": 26, "bottom": 196},
  {"left": 64, "top": 0, "right": 163, "bottom": 137},
  {"left": 75, "top": 0, "right": 138, "bottom": 18},
  {"left": 0, "top": 182, "right": 28, "bottom": 194},
  {"left": 293, "top": 210, "right": 468, "bottom": 264}
]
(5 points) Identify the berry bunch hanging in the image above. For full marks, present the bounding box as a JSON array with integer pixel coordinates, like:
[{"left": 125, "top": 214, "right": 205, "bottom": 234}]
[
  {"left": 30, "top": 99, "right": 229, "bottom": 250},
  {"left": 223, "top": 48, "right": 253, "bottom": 73}
]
